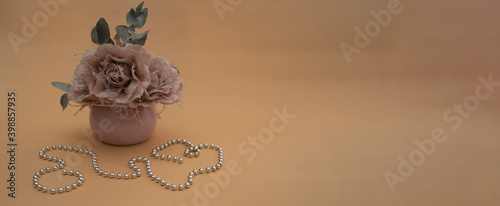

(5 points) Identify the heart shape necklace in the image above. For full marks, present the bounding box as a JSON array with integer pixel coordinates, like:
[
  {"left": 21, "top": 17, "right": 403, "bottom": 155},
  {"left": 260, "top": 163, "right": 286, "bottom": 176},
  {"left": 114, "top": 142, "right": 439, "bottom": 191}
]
[{"left": 32, "top": 138, "right": 223, "bottom": 194}]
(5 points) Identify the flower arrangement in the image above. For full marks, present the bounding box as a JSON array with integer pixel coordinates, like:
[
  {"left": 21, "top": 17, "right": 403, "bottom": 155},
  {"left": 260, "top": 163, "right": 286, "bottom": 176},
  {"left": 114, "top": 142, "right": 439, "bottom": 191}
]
[{"left": 52, "top": 1, "right": 183, "bottom": 113}]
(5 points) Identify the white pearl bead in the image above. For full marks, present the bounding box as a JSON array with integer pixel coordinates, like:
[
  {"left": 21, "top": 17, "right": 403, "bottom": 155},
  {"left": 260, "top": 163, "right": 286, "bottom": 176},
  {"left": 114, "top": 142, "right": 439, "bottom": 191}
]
[
  {"left": 117, "top": 173, "right": 122, "bottom": 179},
  {"left": 171, "top": 185, "right": 177, "bottom": 191},
  {"left": 124, "top": 174, "right": 129, "bottom": 179},
  {"left": 58, "top": 187, "right": 64, "bottom": 193},
  {"left": 131, "top": 173, "right": 137, "bottom": 179},
  {"left": 178, "top": 184, "right": 184, "bottom": 190},
  {"left": 71, "top": 183, "right": 77, "bottom": 189},
  {"left": 50, "top": 188, "right": 56, "bottom": 194},
  {"left": 65, "top": 185, "right": 71, "bottom": 191},
  {"left": 42, "top": 186, "right": 48, "bottom": 192}
]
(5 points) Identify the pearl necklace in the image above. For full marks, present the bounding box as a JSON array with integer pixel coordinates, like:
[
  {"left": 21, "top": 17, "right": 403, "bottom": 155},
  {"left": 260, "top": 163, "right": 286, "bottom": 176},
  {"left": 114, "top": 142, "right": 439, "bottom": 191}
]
[{"left": 33, "top": 139, "right": 223, "bottom": 194}]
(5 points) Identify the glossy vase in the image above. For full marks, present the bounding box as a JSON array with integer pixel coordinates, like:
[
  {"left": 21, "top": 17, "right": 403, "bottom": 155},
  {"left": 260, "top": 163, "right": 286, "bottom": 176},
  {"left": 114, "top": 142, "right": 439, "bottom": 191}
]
[{"left": 89, "top": 105, "right": 157, "bottom": 145}]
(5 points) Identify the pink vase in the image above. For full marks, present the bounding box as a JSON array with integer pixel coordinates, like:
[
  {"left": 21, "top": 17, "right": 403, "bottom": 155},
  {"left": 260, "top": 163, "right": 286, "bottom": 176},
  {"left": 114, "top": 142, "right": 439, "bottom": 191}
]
[{"left": 89, "top": 105, "right": 157, "bottom": 145}]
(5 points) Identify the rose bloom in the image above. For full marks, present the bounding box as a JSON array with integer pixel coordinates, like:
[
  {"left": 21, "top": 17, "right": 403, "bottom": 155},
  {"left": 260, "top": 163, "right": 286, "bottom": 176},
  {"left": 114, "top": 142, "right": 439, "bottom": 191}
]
[
  {"left": 68, "top": 44, "right": 183, "bottom": 107},
  {"left": 144, "top": 56, "right": 183, "bottom": 105}
]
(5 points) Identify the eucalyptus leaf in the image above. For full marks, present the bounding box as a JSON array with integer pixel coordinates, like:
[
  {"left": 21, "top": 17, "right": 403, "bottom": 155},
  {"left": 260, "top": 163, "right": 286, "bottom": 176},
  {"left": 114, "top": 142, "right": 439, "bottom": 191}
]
[
  {"left": 127, "top": 25, "right": 135, "bottom": 33},
  {"left": 126, "top": 2, "right": 148, "bottom": 29},
  {"left": 129, "top": 30, "right": 149, "bottom": 46},
  {"left": 51, "top": 82, "right": 71, "bottom": 92},
  {"left": 115, "top": 25, "right": 131, "bottom": 42},
  {"left": 95, "top": 18, "right": 111, "bottom": 44},
  {"left": 136, "top": 1, "right": 144, "bottom": 12},
  {"left": 126, "top": 9, "right": 137, "bottom": 25},
  {"left": 133, "top": 8, "right": 148, "bottom": 29},
  {"left": 60, "top": 93, "right": 69, "bottom": 111},
  {"left": 107, "top": 38, "right": 115, "bottom": 45},
  {"left": 91, "top": 27, "right": 99, "bottom": 44}
]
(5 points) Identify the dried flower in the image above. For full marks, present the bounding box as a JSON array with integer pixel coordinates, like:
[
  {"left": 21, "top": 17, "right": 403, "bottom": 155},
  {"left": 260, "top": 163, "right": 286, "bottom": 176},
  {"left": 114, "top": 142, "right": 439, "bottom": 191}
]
[
  {"left": 67, "top": 43, "right": 179, "bottom": 108},
  {"left": 53, "top": 1, "right": 183, "bottom": 110}
]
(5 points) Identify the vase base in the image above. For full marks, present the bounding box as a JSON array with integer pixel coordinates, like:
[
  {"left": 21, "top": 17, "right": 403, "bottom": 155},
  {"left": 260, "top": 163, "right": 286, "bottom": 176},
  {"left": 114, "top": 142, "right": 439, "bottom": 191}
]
[{"left": 89, "top": 106, "right": 158, "bottom": 146}]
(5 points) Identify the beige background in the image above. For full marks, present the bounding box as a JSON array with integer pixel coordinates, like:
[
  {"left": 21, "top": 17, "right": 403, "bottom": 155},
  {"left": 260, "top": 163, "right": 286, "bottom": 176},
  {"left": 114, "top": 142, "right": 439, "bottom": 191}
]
[{"left": 1, "top": 0, "right": 500, "bottom": 205}]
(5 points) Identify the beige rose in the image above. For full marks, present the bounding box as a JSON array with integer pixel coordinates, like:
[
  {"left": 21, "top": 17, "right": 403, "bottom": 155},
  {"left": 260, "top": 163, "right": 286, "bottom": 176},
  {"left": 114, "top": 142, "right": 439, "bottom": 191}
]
[
  {"left": 68, "top": 44, "right": 152, "bottom": 106},
  {"left": 142, "top": 56, "right": 183, "bottom": 105}
]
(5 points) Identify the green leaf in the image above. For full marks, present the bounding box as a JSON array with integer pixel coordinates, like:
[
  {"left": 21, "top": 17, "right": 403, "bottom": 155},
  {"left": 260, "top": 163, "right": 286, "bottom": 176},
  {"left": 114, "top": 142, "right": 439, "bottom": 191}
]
[
  {"left": 129, "top": 30, "right": 149, "bottom": 46},
  {"left": 126, "top": 9, "right": 137, "bottom": 25},
  {"left": 91, "top": 27, "right": 99, "bottom": 44},
  {"left": 51, "top": 82, "right": 71, "bottom": 92},
  {"left": 136, "top": 1, "right": 144, "bottom": 12},
  {"left": 126, "top": 2, "right": 148, "bottom": 29},
  {"left": 116, "top": 25, "right": 132, "bottom": 43},
  {"left": 127, "top": 25, "right": 135, "bottom": 33},
  {"left": 60, "top": 93, "right": 69, "bottom": 111},
  {"left": 107, "top": 38, "right": 115, "bottom": 45},
  {"left": 95, "top": 18, "right": 111, "bottom": 44},
  {"left": 133, "top": 8, "right": 148, "bottom": 29}
]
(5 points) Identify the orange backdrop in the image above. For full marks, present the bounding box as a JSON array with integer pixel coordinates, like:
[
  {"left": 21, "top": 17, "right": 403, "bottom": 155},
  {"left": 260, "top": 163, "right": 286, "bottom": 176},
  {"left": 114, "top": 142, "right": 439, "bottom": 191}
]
[{"left": 1, "top": 0, "right": 500, "bottom": 205}]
